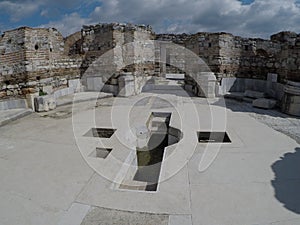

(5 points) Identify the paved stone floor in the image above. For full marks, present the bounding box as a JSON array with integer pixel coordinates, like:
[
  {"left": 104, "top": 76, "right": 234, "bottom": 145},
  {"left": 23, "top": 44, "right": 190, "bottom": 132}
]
[{"left": 0, "top": 91, "right": 300, "bottom": 225}]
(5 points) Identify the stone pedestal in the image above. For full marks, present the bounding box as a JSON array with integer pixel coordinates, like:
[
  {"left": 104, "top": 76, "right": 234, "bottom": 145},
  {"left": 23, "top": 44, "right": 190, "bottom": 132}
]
[
  {"left": 135, "top": 125, "right": 150, "bottom": 150},
  {"left": 26, "top": 93, "right": 39, "bottom": 111},
  {"left": 282, "top": 81, "right": 300, "bottom": 116},
  {"left": 34, "top": 95, "right": 57, "bottom": 112},
  {"left": 197, "top": 72, "right": 217, "bottom": 98},
  {"left": 118, "top": 73, "right": 135, "bottom": 97}
]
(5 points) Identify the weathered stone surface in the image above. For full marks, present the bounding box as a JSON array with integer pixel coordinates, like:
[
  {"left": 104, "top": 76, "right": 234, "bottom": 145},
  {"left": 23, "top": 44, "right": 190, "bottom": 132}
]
[
  {"left": 42, "top": 85, "right": 53, "bottom": 95},
  {"left": 22, "top": 88, "right": 36, "bottom": 95},
  {"left": 165, "top": 73, "right": 185, "bottom": 80},
  {"left": 86, "top": 77, "right": 104, "bottom": 92},
  {"left": 34, "top": 95, "right": 57, "bottom": 112},
  {"left": 0, "top": 22, "right": 300, "bottom": 118},
  {"left": 0, "top": 99, "right": 28, "bottom": 110},
  {"left": 197, "top": 72, "right": 217, "bottom": 98},
  {"left": 68, "top": 79, "right": 81, "bottom": 92},
  {"left": 26, "top": 93, "right": 39, "bottom": 111},
  {"left": 282, "top": 82, "right": 300, "bottom": 116},
  {"left": 118, "top": 74, "right": 135, "bottom": 97},
  {"left": 0, "top": 91, "right": 6, "bottom": 98},
  {"left": 252, "top": 98, "right": 277, "bottom": 109},
  {"left": 48, "top": 97, "right": 57, "bottom": 110},
  {"left": 243, "top": 97, "right": 254, "bottom": 103},
  {"left": 244, "top": 90, "right": 266, "bottom": 99}
]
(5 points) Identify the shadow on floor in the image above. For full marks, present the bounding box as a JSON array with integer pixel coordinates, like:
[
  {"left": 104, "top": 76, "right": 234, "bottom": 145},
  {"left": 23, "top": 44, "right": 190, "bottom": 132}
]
[
  {"left": 271, "top": 147, "right": 300, "bottom": 214},
  {"left": 213, "top": 98, "right": 298, "bottom": 119}
]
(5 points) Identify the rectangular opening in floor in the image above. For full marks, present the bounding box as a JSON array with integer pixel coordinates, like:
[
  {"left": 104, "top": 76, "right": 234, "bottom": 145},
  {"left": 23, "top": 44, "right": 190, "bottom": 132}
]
[
  {"left": 198, "top": 131, "right": 231, "bottom": 143},
  {"left": 119, "top": 112, "right": 182, "bottom": 192},
  {"left": 84, "top": 128, "right": 116, "bottom": 138},
  {"left": 89, "top": 147, "right": 112, "bottom": 159}
]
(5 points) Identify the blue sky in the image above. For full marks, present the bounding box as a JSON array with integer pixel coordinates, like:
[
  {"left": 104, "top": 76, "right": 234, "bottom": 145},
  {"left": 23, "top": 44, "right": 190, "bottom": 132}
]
[{"left": 0, "top": 0, "right": 299, "bottom": 38}]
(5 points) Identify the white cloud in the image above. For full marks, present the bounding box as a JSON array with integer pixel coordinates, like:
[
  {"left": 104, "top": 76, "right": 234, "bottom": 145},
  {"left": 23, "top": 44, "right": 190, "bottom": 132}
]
[
  {"left": 87, "top": 0, "right": 300, "bottom": 38},
  {"left": 0, "top": 1, "right": 40, "bottom": 22},
  {"left": 40, "top": 13, "right": 91, "bottom": 36},
  {"left": 5, "top": 0, "right": 300, "bottom": 38}
]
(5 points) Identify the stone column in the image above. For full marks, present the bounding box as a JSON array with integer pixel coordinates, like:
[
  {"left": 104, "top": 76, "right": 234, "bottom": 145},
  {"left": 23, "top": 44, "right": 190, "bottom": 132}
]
[
  {"left": 118, "top": 73, "right": 135, "bottom": 97},
  {"left": 197, "top": 72, "right": 217, "bottom": 98}
]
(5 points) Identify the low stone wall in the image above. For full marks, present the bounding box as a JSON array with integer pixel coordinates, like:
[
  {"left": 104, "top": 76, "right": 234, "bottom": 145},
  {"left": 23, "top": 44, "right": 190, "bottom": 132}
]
[
  {"left": 0, "top": 99, "right": 28, "bottom": 110},
  {"left": 218, "top": 77, "right": 285, "bottom": 101}
]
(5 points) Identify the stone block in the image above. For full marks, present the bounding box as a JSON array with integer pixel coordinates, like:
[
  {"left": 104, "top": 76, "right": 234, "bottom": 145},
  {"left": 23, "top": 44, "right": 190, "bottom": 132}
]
[
  {"left": 68, "top": 79, "right": 81, "bottom": 93},
  {"left": 0, "top": 91, "right": 6, "bottom": 98},
  {"left": 244, "top": 90, "right": 266, "bottom": 99},
  {"left": 0, "top": 99, "right": 27, "bottom": 110},
  {"left": 53, "top": 87, "right": 75, "bottom": 99},
  {"left": 26, "top": 93, "right": 39, "bottom": 111},
  {"left": 252, "top": 98, "right": 277, "bottom": 109},
  {"left": 34, "top": 95, "right": 57, "bottom": 112},
  {"left": 118, "top": 74, "right": 135, "bottom": 97},
  {"left": 86, "top": 77, "right": 104, "bottom": 91},
  {"left": 165, "top": 73, "right": 185, "bottom": 80},
  {"left": 197, "top": 72, "right": 217, "bottom": 98},
  {"left": 219, "top": 77, "right": 237, "bottom": 95},
  {"left": 282, "top": 82, "right": 300, "bottom": 116},
  {"left": 22, "top": 88, "right": 36, "bottom": 95},
  {"left": 42, "top": 85, "right": 53, "bottom": 94},
  {"left": 6, "top": 90, "right": 13, "bottom": 96}
]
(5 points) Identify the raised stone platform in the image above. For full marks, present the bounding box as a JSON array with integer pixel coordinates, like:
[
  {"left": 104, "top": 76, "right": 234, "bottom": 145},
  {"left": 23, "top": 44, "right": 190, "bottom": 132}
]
[{"left": 0, "top": 92, "right": 300, "bottom": 225}]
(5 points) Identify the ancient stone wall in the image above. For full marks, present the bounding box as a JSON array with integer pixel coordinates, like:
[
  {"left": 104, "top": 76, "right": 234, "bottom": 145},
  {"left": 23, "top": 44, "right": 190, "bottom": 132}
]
[
  {"left": 274, "top": 32, "right": 300, "bottom": 82},
  {"left": 0, "top": 28, "right": 26, "bottom": 86},
  {"left": 1, "top": 23, "right": 300, "bottom": 99},
  {"left": 156, "top": 31, "right": 300, "bottom": 83},
  {"left": 0, "top": 27, "right": 82, "bottom": 98},
  {"left": 81, "top": 23, "right": 155, "bottom": 94}
]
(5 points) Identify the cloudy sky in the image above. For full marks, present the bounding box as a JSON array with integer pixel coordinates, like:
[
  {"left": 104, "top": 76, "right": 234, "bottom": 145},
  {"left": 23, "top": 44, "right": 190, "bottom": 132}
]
[{"left": 0, "top": 0, "right": 300, "bottom": 39}]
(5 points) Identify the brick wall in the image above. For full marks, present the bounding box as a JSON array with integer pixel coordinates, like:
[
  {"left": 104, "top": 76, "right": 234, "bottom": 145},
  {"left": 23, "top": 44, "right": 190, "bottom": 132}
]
[{"left": 1, "top": 23, "right": 300, "bottom": 99}]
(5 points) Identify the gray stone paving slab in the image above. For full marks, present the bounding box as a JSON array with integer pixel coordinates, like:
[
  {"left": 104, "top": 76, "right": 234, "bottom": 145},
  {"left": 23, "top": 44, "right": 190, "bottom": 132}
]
[
  {"left": 0, "top": 93, "right": 299, "bottom": 225},
  {"left": 168, "top": 215, "right": 192, "bottom": 225},
  {"left": 76, "top": 165, "right": 191, "bottom": 214},
  {"left": 190, "top": 183, "right": 300, "bottom": 225},
  {"left": 0, "top": 108, "right": 32, "bottom": 127},
  {"left": 58, "top": 203, "right": 90, "bottom": 225},
  {"left": 81, "top": 207, "right": 169, "bottom": 225}
]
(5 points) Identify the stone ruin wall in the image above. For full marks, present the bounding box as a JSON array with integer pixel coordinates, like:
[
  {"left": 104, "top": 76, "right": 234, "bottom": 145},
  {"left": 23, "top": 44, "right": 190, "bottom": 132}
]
[
  {"left": 0, "top": 23, "right": 300, "bottom": 99},
  {"left": 81, "top": 23, "right": 155, "bottom": 75},
  {"left": 0, "top": 27, "right": 82, "bottom": 99},
  {"left": 81, "top": 23, "right": 156, "bottom": 94},
  {"left": 157, "top": 31, "right": 300, "bottom": 83}
]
